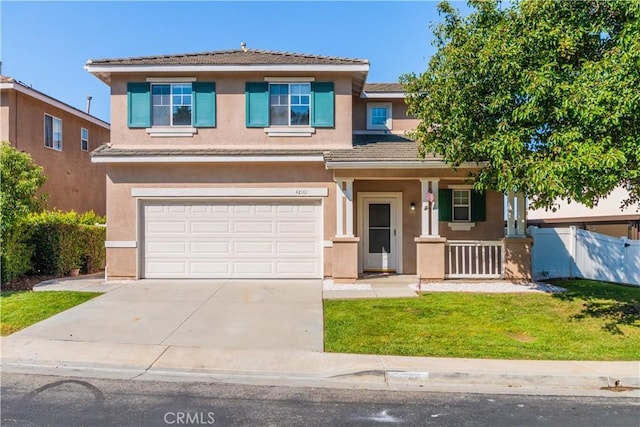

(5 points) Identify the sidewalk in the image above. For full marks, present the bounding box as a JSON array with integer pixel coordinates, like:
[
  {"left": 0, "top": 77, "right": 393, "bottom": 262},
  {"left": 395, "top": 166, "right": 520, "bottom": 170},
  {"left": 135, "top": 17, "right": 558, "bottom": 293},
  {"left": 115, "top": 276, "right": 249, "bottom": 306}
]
[{"left": 3, "top": 276, "right": 638, "bottom": 397}]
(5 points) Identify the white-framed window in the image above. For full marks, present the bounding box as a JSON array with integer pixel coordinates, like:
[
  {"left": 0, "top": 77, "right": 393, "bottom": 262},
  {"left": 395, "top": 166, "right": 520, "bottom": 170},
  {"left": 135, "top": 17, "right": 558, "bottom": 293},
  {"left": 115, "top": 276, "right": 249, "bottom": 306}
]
[
  {"left": 151, "top": 83, "right": 192, "bottom": 126},
  {"left": 367, "top": 102, "right": 392, "bottom": 130},
  {"left": 269, "top": 83, "right": 311, "bottom": 126},
  {"left": 453, "top": 190, "right": 471, "bottom": 221},
  {"left": 81, "top": 128, "right": 89, "bottom": 151},
  {"left": 44, "top": 114, "right": 62, "bottom": 151}
]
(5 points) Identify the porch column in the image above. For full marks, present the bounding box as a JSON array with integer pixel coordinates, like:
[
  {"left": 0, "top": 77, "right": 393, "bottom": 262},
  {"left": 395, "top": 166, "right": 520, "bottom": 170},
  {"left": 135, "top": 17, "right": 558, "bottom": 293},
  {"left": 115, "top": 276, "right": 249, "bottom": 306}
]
[
  {"left": 335, "top": 181, "right": 344, "bottom": 236},
  {"left": 332, "top": 178, "right": 358, "bottom": 282},
  {"left": 344, "top": 179, "right": 354, "bottom": 237},
  {"left": 335, "top": 179, "right": 354, "bottom": 237},
  {"left": 506, "top": 190, "right": 516, "bottom": 237},
  {"left": 506, "top": 191, "right": 526, "bottom": 237},
  {"left": 420, "top": 178, "right": 440, "bottom": 237},
  {"left": 516, "top": 193, "right": 526, "bottom": 237}
]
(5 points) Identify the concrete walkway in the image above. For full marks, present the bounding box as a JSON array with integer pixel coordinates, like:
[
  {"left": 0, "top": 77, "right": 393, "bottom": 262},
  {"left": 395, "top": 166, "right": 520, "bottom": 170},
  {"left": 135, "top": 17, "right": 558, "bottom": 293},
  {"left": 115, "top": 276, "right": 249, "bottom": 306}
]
[{"left": 3, "top": 276, "right": 638, "bottom": 397}]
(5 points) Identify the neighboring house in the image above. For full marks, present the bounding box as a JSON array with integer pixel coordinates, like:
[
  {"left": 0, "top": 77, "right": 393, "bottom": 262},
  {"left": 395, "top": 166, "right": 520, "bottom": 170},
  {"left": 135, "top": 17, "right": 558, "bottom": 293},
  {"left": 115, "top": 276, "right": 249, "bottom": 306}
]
[
  {"left": 528, "top": 187, "right": 640, "bottom": 240},
  {"left": 0, "top": 75, "right": 110, "bottom": 216},
  {"left": 85, "top": 47, "right": 530, "bottom": 281}
]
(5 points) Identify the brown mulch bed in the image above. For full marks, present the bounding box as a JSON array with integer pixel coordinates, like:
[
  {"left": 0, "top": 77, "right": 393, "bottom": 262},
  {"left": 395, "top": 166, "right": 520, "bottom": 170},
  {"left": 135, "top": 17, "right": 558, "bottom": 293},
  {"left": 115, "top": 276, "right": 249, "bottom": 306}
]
[{"left": 1, "top": 275, "right": 58, "bottom": 292}]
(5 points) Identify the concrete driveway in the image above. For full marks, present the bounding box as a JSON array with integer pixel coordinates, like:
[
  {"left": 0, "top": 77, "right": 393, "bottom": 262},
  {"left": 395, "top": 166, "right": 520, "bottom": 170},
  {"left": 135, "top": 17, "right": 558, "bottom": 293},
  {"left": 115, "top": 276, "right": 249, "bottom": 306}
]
[{"left": 14, "top": 279, "right": 324, "bottom": 352}]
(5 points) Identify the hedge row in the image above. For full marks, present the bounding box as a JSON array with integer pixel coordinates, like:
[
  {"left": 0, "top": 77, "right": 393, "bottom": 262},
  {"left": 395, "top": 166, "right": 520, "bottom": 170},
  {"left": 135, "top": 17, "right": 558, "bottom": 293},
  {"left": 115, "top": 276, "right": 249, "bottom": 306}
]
[{"left": 0, "top": 211, "right": 106, "bottom": 284}]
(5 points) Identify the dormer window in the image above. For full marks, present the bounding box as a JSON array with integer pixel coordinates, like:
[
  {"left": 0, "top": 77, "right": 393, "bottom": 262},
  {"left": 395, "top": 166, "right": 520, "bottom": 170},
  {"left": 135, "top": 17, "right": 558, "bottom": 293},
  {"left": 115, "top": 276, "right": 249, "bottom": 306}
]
[
  {"left": 269, "top": 83, "right": 310, "bottom": 126},
  {"left": 367, "top": 102, "right": 392, "bottom": 131}
]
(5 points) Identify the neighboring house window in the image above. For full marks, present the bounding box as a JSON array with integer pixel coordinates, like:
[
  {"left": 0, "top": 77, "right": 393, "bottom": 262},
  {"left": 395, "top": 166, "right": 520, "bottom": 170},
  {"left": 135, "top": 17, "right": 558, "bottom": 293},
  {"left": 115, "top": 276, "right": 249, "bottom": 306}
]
[
  {"left": 81, "top": 128, "right": 89, "bottom": 151},
  {"left": 127, "top": 82, "right": 216, "bottom": 129},
  {"left": 44, "top": 114, "right": 63, "bottom": 151},
  {"left": 367, "top": 102, "right": 392, "bottom": 130},
  {"left": 246, "top": 82, "right": 334, "bottom": 129},
  {"left": 152, "top": 83, "right": 192, "bottom": 126},
  {"left": 269, "top": 83, "right": 310, "bottom": 126},
  {"left": 452, "top": 190, "right": 470, "bottom": 221}
]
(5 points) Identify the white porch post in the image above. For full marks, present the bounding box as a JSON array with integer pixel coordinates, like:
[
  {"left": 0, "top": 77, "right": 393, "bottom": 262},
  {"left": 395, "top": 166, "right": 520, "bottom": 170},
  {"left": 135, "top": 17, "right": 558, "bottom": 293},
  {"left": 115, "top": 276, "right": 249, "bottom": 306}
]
[
  {"left": 516, "top": 193, "right": 526, "bottom": 237},
  {"left": 336, "top": 181, "right": 344, "bottom": 236},
  {"left": 506, "top": 190, "right": 516, "bottom": 237},
  {"left": 335, "top": 179, "right": 354, "bottom": 237},
  {"left": 420, "top": 178, "right": 439, "bottom": 237},
  {"left": 344, "top": 179, "right": 354, "bottom": 237},
  {"left": 430, "top": 179, "right": 439, "bottom": 237}
]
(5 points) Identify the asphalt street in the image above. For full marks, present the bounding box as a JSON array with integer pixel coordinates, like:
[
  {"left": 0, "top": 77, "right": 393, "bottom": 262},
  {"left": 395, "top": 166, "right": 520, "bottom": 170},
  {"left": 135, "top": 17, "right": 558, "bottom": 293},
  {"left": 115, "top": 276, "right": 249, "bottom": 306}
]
[{"left": 1, "top": 373, "right": 638, "bottom": 427}]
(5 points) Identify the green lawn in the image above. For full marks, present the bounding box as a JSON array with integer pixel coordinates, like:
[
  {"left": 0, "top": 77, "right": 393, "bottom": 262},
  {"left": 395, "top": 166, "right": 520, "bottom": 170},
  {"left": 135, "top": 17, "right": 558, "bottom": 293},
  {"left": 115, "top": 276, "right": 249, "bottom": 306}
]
[
  {"left": 324, "top": 280, "right": 640, "bottom": 360},
  {"left": 1, "top": 291, "right": 101, "bottom": 336}
]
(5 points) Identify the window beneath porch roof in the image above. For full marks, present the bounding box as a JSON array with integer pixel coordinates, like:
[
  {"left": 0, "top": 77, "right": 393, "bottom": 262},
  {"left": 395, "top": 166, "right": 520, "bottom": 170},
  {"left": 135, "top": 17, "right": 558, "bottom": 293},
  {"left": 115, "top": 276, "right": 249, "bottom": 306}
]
[{"left": 453, "top": 190, "right": 471, "bottom": 221}]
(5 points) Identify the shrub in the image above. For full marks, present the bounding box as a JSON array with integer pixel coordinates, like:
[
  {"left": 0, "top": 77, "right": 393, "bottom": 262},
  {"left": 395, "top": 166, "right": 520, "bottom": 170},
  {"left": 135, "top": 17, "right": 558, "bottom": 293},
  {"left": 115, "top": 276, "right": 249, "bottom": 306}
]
[
  {"left": 0, "top": 224, "right": 34, "bottom": 284},
  {"left": 27, "top": 210, "right": 106, "bottom": 276}
]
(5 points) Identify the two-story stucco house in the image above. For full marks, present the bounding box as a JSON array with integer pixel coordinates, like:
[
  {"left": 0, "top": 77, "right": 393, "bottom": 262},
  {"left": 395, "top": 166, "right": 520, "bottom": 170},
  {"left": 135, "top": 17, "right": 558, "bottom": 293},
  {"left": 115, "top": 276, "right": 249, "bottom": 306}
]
[
  {"left": 85, "top": 47, "right": 531, "bottom": 282},
  {"left": 1, "top": 75, "right": 110, "bottom": 215}
]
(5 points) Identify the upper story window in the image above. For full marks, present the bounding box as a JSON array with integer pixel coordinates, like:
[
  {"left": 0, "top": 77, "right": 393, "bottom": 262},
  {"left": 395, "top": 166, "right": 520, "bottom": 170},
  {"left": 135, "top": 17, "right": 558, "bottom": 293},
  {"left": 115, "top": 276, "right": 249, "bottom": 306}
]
[
  {"left": 44, "top": 114, "right": 63, "bottom": 151},
  {"left": 127, "top": 81, "right": 216, "bottom": 135},
  {"left": 269, "top": 83, "right": 310, "bottom": 126},
  {"left": 152, "top": 83, "right": 192, "bottom": 126},
  {"left": 367, "top": 102, "right": 392, "bottom": 130},
  {"left": 246, "top": 81, "right": 334, "bottom": 135},
  {"left": 81, "top": 128, "right": 89, "bottom": 151}
]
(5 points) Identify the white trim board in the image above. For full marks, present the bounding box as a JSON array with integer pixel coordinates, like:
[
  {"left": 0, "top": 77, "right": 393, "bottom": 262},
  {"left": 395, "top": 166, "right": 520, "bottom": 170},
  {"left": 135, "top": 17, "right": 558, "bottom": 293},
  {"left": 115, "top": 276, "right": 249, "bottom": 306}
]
[
  {"left": 86, "top": 64, "right": 370, "bottom": 73},
  {"left": 92, "top": 155, "right": 325, "bottom": 164},
  {"left": 131, "top": 187, "right": 329, "bottom": 198},
  {"left": 105, "top": 241, "right": 137, "bottom": 248}
]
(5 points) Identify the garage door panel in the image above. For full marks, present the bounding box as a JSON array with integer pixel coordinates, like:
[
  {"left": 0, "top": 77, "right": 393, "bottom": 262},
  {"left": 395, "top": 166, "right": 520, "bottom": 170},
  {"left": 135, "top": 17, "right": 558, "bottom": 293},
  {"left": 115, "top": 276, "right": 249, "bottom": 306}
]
[
  {"left": 190, "top": 241, "right": 229, "bottom": 254},
  {"left": 190, "top": 221, "right": 229, "bottom": 233},
  {"left": 233, "top": 221, "right": 273, "bottom": 234},
  {"left": 142, "top": 200, "right": 321, "bottom": 279},
  {"left": 190, "top": 261, "right": 230, "bottom": 274}
]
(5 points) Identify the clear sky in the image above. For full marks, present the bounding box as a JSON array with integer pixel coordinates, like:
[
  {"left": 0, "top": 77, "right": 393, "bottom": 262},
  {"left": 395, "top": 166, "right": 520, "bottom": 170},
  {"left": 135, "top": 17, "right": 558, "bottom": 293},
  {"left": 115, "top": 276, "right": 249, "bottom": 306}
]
[{"left": 1, "top": 1, "right": 471, "bottom": 123}]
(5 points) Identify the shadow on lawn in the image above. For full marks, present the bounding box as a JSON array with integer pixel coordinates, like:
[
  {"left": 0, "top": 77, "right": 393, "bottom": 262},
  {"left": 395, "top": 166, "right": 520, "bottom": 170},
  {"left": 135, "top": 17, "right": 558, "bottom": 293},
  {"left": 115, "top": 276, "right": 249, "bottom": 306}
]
[{"left": 550, "top": 280, "right": 640, "bottom": 335}]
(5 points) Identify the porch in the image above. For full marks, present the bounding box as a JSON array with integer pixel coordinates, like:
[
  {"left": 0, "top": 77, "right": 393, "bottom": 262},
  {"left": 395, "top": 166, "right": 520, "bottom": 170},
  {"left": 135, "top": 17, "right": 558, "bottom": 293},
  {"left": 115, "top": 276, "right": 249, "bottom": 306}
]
[{"left": 328, "top": 177, "right": 531, "bottom": 283}]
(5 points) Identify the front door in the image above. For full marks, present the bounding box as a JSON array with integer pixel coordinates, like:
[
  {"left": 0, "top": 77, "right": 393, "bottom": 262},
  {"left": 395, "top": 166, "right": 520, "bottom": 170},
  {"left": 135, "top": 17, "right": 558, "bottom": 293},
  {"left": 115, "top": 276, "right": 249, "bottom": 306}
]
[{"left": 363, "top": 197, "right": 398, "bottom": 272}]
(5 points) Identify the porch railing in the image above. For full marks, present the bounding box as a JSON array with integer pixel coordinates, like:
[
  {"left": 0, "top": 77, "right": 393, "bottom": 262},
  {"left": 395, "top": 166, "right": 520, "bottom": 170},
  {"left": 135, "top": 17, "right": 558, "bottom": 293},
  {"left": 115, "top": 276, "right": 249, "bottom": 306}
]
[{"left": 445, "top": 240, "right": 504, "bottom": 279}]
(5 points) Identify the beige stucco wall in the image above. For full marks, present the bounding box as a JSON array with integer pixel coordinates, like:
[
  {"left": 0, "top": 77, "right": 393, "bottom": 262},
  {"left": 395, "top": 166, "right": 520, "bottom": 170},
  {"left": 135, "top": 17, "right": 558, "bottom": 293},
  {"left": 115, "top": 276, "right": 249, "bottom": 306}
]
[
  {"left": 1, "top": 87, "right": 109, "bottom": 216},
  {"left": 352, "top": 97, "right": 418, "bottom": 133},
  {"left": 109, "top": 72, "right": 354, "bottom": 149}
]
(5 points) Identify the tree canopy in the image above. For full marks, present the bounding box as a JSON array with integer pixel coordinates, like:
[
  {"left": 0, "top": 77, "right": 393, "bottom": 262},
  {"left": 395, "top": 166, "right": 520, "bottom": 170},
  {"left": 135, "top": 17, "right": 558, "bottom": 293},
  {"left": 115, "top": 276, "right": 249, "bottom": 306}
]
[
  {"left": 402, "top": 0, "right": 640, "bottom": 209},
  {"left": 0, "top": 141, "right": 48, "bottom": 235}
]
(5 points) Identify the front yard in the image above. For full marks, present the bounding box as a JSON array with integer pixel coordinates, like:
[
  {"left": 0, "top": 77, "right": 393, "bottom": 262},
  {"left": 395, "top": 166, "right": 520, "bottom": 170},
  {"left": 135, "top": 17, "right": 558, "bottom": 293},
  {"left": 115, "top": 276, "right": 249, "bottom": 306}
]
[
  {"left": 1, "top": 291, "right": 101, "bottom": 336},
  {"left": 324, "top": 280, "right": 640, "bottom": 360}
]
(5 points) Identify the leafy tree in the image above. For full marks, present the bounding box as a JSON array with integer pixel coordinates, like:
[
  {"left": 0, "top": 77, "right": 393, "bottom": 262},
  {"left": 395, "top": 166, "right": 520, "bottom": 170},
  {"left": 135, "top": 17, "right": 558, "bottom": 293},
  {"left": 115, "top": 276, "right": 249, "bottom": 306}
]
[
  {"left": 0, "top": 141, "right": 48, "bottom": 234},
  {"left": 402, "top": 0, "right": 640, "bottom": 209}
]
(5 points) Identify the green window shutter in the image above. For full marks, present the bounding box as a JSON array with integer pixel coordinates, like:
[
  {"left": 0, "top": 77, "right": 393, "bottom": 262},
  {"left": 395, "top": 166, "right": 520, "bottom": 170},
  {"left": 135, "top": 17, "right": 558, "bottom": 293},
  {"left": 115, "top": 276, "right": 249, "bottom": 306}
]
[
  {"left": 127, "top": 82, "right": 150, "bottom": 128},
  {"left": 192, "top": 82, "right": 216, "bottom": 127},
  {"left": 311, "top": 82, "right": 334, "bottom": 128},
  {"left": 438, "top": 189, "right": 452, "bottom": 222},
  {"left": 471, "top": 190, "right": 487, "bottom": 222},
  {"left": 245, "top": 82, "right": 269, "bottom": 127}
]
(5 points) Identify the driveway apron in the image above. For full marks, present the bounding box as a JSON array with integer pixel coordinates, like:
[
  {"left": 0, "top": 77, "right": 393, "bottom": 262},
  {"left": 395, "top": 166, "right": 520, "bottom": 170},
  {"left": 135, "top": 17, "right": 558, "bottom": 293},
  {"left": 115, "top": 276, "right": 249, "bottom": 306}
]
[{"left": 11, "top": 279, "right": 324, "bottom": 352}]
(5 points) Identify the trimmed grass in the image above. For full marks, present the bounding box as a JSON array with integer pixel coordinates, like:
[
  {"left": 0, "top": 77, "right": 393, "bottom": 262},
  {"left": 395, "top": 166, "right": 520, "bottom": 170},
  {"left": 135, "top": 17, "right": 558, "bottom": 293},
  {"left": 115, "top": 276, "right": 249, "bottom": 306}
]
[
  {"left": 324, "top": 280, "right": 640, "bottom": 360},
  {"left": 1, "top": 291, "right": 101, "bottom": 336}
]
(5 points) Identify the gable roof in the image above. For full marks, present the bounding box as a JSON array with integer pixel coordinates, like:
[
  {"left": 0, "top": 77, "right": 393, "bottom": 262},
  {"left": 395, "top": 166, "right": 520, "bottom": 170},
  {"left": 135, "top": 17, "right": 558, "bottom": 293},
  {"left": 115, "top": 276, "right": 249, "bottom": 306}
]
[
  {"left": 363, "top": 83, "right": 404, "bottom": 93},
  {"left": 86, "top": 48, "right": 370, "bottom": 93},
  {"left": 88, "top": 48, "right": 369, "bottom": 66}
]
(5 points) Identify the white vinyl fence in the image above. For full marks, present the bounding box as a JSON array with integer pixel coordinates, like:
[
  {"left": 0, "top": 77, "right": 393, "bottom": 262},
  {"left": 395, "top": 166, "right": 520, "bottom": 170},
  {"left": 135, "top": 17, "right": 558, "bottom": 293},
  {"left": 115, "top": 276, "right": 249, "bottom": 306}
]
[{"left": 529, "top": 226, "right": 640, "bottom": 286}]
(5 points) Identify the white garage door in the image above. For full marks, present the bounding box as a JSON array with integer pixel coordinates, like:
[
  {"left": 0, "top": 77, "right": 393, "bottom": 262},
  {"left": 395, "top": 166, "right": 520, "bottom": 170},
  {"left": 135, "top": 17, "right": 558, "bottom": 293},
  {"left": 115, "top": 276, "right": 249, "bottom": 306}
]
[{"left": 141, "top": 200, "right": 322, "bottom": 278}]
